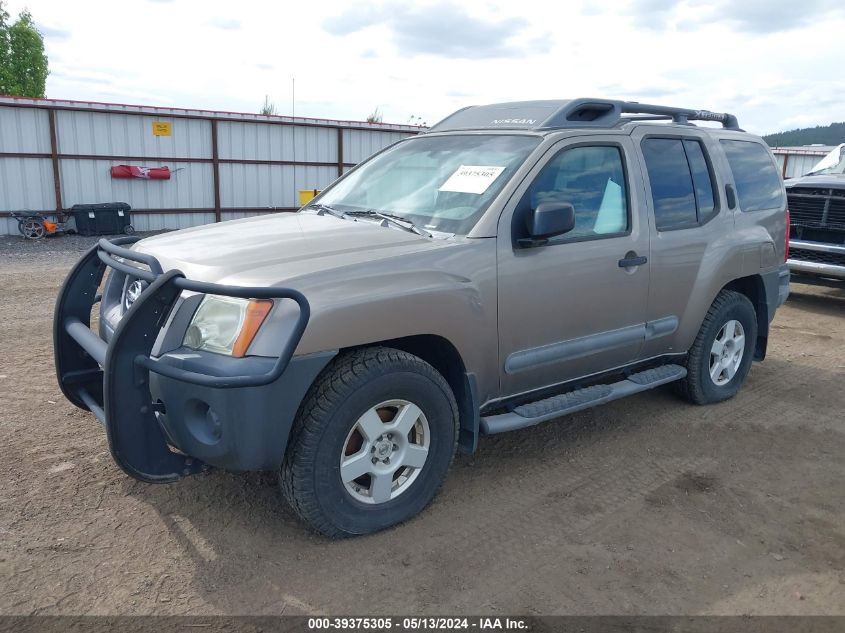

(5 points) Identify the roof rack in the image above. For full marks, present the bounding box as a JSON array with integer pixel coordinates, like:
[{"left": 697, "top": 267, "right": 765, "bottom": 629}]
[
  {"left": 427, "top": 99, "right": 742, "bottom": 133},
  {"left": 616, "top": 101, "right": 740, "bottom": 130}
]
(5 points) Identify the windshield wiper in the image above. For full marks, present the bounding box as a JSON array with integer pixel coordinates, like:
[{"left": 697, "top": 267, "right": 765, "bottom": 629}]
[
  {"left": 307, "top": 203, "right": 348, "bottom": 220},
  {"left": 346, "top": 210, "right": 432, "bottom": 238}
]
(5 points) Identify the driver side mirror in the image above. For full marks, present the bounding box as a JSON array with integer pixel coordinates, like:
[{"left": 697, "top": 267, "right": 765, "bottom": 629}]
[{"left": 519, "top": 202, "right": 576, "bottom": 247}]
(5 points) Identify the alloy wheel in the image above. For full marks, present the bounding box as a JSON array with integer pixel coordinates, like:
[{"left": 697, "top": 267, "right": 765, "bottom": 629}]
[
  {"left": 339, "top": 399, "right": 430, "bottom": 504},
  {"left": 709, "top": 319, "right": 745, "bottom": 386}
]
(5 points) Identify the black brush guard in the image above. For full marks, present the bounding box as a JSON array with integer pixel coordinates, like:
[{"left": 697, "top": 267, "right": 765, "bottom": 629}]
[{"left": 53, "top": 237, "right": 310, "bottom": 483}]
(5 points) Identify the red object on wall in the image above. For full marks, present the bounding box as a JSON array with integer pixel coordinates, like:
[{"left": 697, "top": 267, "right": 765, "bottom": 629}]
[{"left": 110, "top": 165, "right": 171, "bottom": 180}]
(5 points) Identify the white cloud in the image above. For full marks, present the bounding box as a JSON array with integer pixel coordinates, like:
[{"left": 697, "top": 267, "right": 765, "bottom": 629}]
[
  {"left": 207, "top": 17, "right": 241, "bottom": 30},
  {"left": 3, "top": 0, "right": 844, "bottom": 134},
  {"left": 323, "top": 2, "right": 550, "bottom": 59}
]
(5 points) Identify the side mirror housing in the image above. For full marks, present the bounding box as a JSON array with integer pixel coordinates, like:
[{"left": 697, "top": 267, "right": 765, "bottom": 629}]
[{"left": 519, "top": 202, "right": 576, "bottom": 247}]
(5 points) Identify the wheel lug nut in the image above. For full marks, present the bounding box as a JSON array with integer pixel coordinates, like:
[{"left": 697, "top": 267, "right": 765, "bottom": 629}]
[
  {"left": 384, "top": 457, "right": 390, "bottom": 464},
  {"left": 393, "top": 444, "right": 398, "bottom": 451},
  {"left": 371, "top": 457, "right": 378, "bottom": 464},
  {"left": 387, "top": 433, "right": 393, "bottom": 440}
]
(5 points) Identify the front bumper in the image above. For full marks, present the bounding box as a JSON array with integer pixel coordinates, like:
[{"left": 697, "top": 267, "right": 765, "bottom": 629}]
[
  {"left": 788, "top": 239, "right": 845, "bottom": 281},
  {"left": 53, "top": 237, "right": 327, "bottom": 482}
]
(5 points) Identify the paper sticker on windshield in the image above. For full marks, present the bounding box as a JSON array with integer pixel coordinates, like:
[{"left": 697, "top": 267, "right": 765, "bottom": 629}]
[{"left": 439, "top": 165, "right": 505, "bottom": 195}]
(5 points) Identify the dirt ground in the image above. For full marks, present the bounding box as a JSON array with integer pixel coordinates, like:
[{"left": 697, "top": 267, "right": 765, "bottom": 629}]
[{"left": 0, "top": 233, "right": 843, "bottom": 616}]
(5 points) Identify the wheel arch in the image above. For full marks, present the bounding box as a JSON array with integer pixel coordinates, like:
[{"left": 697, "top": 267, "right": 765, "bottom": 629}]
[
  {"left": 342, "top": 334, "right": 480, "bottom": 454},
  {"left": 722, "top": 274, "right": 768, "bottom": 360}
]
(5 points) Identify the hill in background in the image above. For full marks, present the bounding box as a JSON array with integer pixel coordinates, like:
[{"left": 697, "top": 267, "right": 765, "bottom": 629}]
[{"left": 764, "top": 122, "right": 845, "bottom": 147}]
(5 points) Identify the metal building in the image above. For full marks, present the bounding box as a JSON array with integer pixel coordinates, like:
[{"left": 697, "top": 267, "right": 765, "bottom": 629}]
[
  {"left": 0, "top": 96, "right": 421, "bottom": 235},
  {"left": 770, "top": 145, "right": 834, "bottom": 179}
]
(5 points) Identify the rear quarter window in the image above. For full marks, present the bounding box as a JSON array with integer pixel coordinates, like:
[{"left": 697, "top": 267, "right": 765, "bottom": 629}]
[
  {"left": 720, "top": 140, "right": 784, "bottom": 212},
  {"left": 641, "top": 137, "right": 718, "bottom": 231}
]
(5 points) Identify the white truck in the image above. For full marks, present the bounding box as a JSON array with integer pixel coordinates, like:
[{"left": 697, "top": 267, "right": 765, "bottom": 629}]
[{"left": 786, "top": 143, "right": 845, "bottom": 281}]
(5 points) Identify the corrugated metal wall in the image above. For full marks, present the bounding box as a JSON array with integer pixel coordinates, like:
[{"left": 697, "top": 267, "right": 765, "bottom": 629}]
[
  {"left": 773, "top": 152, "right": 826, "bottom": 179},
  {"left": 0, "top": 106, "right": 54, "bottom": 233},
  {"left": 0, "top": 97, "right": 421, "bottom": 235}
]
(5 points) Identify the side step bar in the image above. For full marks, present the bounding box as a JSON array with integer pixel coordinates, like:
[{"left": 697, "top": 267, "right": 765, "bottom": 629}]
[{"left": 480, "top": 364, "right": 687, "bottom": 434}]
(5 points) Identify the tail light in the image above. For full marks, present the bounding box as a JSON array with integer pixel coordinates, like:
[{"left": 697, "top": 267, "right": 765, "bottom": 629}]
[{"left": 784, "top": 209, "right": 790, "bottom": 262}]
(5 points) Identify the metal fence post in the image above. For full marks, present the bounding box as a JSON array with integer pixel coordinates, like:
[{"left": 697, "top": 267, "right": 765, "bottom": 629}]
[
  {"left": 211, "top": 118, "right": 222, "bottom": 223},
  {"left": 48, "top": 108, "right": 64, "bottom": 220},
  {"left": 336, "top": 127, "right": 344, "bottom": 178}
]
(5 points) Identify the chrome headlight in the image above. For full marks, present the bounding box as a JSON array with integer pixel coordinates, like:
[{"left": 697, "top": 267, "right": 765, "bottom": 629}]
[{"left": 183, "top": 295, "right": 272, "bottom": 357}]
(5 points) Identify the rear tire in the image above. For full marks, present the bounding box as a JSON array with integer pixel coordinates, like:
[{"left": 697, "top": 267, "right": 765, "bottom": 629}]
[
  {"left": 676, "top": 290, "right": 757, "bottom": 405},
  {"left": 281, "top": 347, "right": 459, "bottom": 538},
  {"left": 21, "top": 218, "right": 45, "bottom": 240}
]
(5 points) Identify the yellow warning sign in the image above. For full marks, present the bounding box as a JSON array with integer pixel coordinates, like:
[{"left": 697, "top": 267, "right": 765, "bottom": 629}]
[{"left": 152, "top": 121, "right": 172, "bottom": 137}]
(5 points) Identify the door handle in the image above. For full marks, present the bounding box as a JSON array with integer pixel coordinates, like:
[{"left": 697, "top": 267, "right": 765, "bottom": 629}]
[
  {"left": 618, "top": 254, "right": 647, "bottom": 268},
  {"left": 725, "top": 184, "right": 737, "bottom": 210}
]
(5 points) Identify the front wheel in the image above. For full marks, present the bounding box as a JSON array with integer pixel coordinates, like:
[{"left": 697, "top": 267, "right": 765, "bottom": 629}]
[
  {"left": 281, "top": 347, "right": 459, "bottom": 538},
  {"left": 676, "top": 289, "right": 758, "bottom": 405}
]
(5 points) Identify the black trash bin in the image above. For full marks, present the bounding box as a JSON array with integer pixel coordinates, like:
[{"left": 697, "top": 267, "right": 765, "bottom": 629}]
[{"left": 71, "top": 202, "right": 133, "bottom": 236}]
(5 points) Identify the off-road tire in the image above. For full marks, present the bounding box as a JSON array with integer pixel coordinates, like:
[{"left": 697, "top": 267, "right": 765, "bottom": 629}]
[
  {"left": 675, "top": 289, "right": 758, "bottom": 405},
  {"left": 281, "top": 347, "right": 459, "bottom": 538}
]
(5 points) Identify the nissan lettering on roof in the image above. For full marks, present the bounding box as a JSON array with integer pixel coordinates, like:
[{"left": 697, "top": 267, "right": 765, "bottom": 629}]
[
  {"left": 429, "top": 100, "right": 568, "bottom": 131},
  {"left": 490, "top": 118, "right": 537, "bottom": 126}
]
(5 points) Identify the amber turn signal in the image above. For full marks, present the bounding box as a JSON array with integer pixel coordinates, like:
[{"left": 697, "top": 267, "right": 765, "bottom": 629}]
[{"left": 231, "top": 299, "right": 273, "bottom": 358}]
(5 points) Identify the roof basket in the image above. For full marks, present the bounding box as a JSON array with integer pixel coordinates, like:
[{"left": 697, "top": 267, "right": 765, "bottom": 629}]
[{"left": 427, "top": 99, "right": 742, "bottom": 133}]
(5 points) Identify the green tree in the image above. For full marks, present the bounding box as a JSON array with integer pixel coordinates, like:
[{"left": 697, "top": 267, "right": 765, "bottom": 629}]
[
  {"left": 366, "top": 107, "right": 383, "bottom": 124},
  {"left": 260, "top": 94, "right": 277, "bottom": 115},
  {"left": 0, "top": 2, "right": 10, "bottom": 91},
  {"left": 763, "top": 122, "right": 845, "bottom": 147},
  {"left": 0, "top": 3, "right": 49, "bottom": 97}
]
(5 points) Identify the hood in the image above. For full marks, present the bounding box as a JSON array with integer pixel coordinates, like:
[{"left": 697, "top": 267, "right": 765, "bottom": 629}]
[
  {"left": 134, "top": 211, "right": 455, "bottom": 286},
  {"left": 784, "top": 174, "right": 845, "bottom": 189}
]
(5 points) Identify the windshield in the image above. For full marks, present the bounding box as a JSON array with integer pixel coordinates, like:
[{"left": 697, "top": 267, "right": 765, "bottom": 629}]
[
  {"left": 312, "top": 134, "right": 540, "bottom": 234},
  {"left": 806, "top": 144, "right": 845, "bottom": 176}
]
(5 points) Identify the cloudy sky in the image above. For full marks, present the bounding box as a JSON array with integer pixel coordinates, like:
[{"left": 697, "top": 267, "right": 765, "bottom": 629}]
[{"left": 5, "top": 0, "right": 845, "bottom": 134}]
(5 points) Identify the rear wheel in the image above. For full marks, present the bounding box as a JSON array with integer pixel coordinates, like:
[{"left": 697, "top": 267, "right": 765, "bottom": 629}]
[
  {"left": 21, "top": 218, "right": 45, "bottom": 240},
  {"left": 676, "top": 290, "right": 757, "bottom": 405},
  {"left": 281, "top": 347, "right": 458, "bottom": 537}
]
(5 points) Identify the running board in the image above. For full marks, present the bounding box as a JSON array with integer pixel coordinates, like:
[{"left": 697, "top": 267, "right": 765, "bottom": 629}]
[{"left": 480, "top": 364, "right": 687, "bottom": 434}]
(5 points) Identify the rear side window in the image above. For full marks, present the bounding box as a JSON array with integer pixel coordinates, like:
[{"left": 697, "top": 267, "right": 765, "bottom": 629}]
[
  {"left": 684, "top": 140, "right": 716, "bottom": 219},
  {"left": 641, "top": 138, "right": 718, "bottom": 231},
  {"left": 720, "top": 140, "right": 784, "bottom": 212}
]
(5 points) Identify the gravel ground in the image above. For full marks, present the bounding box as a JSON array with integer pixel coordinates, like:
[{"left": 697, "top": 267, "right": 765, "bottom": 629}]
[
  {"left": 0, "top": 232, "right": 165, "bottom": 264},
  {"left": 0, "top": 232, "right": 843, "bottom": 616}
]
